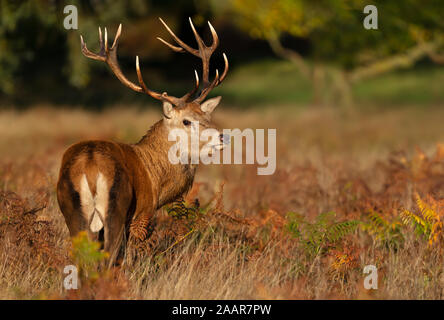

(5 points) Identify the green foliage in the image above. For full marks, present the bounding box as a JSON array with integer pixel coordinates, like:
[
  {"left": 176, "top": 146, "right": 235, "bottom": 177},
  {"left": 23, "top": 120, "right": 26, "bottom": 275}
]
[
  {"left": 223, "top": 0, "right": 444, "bottom": 107},
  {"left": 361, "top": 195, "right": 443, "bottom": 248},
  {"left": 0, "top": 0, "right": 165, "bottom": 96},
  {"left": 70, "top": 231, "right": 109, "bottom": 280},
  {"left": 286, "top": 211, "right": 360, "bottom": 258},
  {"left": 361, "top": 210, "right": 404, "bottom": 247},
  {"left": 165, "top": 198, "right": 203, "bottom": 233},
  {"left": 0, "top": 0, "right": 57, "bottom": 93},
  {"left": 166, "top": 199, "right": 201, "bottom": 221},
  {"left": 229, "top": 0, "right": 444, "bottom": 69},
  {"left": 400, "top": 194, "right": 443, "bottom": 246}
]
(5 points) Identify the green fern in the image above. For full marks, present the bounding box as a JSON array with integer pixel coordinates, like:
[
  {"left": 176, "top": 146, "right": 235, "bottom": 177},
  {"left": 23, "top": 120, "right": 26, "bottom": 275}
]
[
  {"left": 165, "top": 199, "right": 200, "bottom": 221},
  {"left": 361, "top": 210, "right": 404, "bottom": 246},
  {"left": 286, "top": 212, "right": 359, "bottom": 258},
  {"left": 70, "top": 231, "right": 109, "bottom": 280},
  {"left": 400, "top": 193, "right": 443, "bottom": 246},
  {"left": 326, "top": 220, "right": 360, "bottom": 242}
]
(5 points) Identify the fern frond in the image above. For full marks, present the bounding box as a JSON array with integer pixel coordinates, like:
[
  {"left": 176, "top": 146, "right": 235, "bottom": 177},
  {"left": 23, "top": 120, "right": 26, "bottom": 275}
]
[
  {"left": 362, "top": 210, "right": 404, "bottom": 246},
  {"left": 400, "top": 209, "right": 426, "bottom": 229},
  {"left": 285, "top": 212, "right": 304, "bottom": 239},
  {"left": 415, "top": 193, "right": 426, "bottom": 215},
  {"left": 166, "top": 199, "right": 199, "bottom": 220},
  {"left": 326, "top": 220, "right": 360, "bottom": 242},
  {"left": 429, "top": 222, "right": 441, "bottom": 245},
  {"left": 415, "top": 193, "right": 439, "bottom": 224},
  {"left": 369, "top": 210, "right": 389, "bottom": 228},
  {"left": 285, "top": 212, "right": 358, "bottom": 259},
  {"left": 316, "top": 211, "right": 336, "bottom": 227}
]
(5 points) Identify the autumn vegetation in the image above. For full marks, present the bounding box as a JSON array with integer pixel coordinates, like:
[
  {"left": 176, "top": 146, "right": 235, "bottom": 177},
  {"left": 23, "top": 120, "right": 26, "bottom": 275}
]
[
  {"left": 1, "top": 0, "right": 443, "bottom": 300},
  {"left": 0, "top": 105, "right": 443, "bottom": 299}
]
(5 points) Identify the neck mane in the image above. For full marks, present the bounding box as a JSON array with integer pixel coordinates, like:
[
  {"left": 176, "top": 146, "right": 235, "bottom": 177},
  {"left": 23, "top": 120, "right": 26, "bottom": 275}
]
[
  {"left": 134, "top": 120, "right": 170, "bottom": 183},
  {"left": 133, "top": 119, "right": 196, "bottom": 206}
]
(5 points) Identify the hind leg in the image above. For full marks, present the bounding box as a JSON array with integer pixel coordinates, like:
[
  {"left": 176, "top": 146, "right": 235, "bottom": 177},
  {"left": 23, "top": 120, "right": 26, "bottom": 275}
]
[
  {"left": 57, "top": 178, "right": 88, "bottom": 238},
  {"left": 63, "top": 208, "right": 87, "bottom": 238},
  {"left": 104, "top": 213, "right": 126, "bottom": 268},
  {"left": 103, "top": 179, "right": 132, "bottom": 268}
]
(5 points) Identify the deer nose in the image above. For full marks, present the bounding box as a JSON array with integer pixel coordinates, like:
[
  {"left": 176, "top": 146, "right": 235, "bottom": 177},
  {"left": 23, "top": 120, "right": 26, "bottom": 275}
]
[{"left": 220, "top": 133, "right": 230, "bottom": 145}]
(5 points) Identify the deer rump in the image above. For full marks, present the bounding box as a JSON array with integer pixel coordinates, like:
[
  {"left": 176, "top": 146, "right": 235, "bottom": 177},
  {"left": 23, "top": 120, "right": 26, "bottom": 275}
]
[
  {"left": 57, "top": 140, "right": 140, "bottom": 264},
  {"left": 79, "top": 171, "right": 108, "bottom": 233}
]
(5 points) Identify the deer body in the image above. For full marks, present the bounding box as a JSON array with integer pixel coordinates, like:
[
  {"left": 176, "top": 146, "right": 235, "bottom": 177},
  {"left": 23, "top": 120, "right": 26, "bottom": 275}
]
[
  {"left": 57, "top": 121, "right": 196, "bottom": 263},
  {"left": 57, "top": 18, "right": 228, "bottom": 266}
]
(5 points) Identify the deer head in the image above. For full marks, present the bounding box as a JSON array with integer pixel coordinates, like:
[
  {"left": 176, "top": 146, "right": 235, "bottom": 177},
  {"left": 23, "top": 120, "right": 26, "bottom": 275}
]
[{"left": 80, "top": 18, "right": 229, "bottom": 159}]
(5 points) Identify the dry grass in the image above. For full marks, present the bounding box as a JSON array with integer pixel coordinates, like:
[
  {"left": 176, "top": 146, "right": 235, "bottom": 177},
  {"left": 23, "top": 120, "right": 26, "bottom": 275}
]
[{"left": 0, "top": 104, "right": 443, "bottom": 299}]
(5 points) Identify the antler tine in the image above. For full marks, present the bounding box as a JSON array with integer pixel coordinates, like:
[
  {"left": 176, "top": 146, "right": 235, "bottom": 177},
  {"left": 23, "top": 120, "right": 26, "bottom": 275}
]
[
  {"left": 80, "top": 29, "right": 105, "bottom": 62},
  {"left": 111, "top": 23, "right": 122, "bottom": 50},
  {"left": 207, "top": 21, "right": 219, "bottom": 52},
  {"left": 188, "top": 17, "right": 212, "bottom": 85},
  {"left": 195, "top": 69, "right": 220, "bottom": 103},
  {"left": 158, "top": 17, "right": 199, "bottom": 56},
  {"left": 98, "top": 27, "right": 105, "bottom": 56},
  {"left": 135, "top": 56, "right": 162, "bottom": 100},
  {"left": 188, "top": 17, "right": 206, "bottom": 52},
  {"left": 218, "top": 53, "right": 229, "bottom": 84},
  {"left": 104, "top": 27, "right": 109, "bottom": 53},
  {"left": 182, "top": 70, "right": 200, "bottom": 102},
  {"left": 156, "top": 37, "right": 184, "bottom": 53}
]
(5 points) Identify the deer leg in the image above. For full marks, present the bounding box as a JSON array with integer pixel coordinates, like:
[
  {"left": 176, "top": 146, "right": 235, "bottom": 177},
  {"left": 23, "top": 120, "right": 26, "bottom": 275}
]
[
  {"left": 129, "top": 212, "right": 151, "bottom": 241},
  {"left": 103, "top": 172, "right": 132, "bottom": 267},
  {"left": 104, "top": 203, "right": 129, "bottom": 267},
  {"left": 65, "top": 209, "right": 87, "bottom": 238},
  {"left": 57, "top": 178, "right": 88, "bottom": 238}
]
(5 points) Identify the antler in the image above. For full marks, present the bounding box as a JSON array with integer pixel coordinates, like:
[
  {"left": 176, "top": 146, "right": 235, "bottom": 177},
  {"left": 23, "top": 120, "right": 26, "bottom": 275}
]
[
  {"left": 157, "top": 17, "right": 229, "bottom": 103},
  {"left": 80, "top": 24, "right": 195, "bottom": 106},
  {"left": 80, "top": 20, "right": 227, "bottom": 107}
]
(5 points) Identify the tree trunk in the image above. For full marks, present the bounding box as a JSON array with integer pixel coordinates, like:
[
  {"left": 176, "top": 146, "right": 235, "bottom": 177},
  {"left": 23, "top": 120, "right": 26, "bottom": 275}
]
[
  {"left": 312, "top": 64, "right": 326, "bottom": 107},
  {"left": 332, "top": 69, "right": 353, "bottom": 111}
]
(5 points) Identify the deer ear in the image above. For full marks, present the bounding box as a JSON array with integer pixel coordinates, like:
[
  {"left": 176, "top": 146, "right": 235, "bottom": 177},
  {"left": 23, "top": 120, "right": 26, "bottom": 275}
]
[
  {"left": 162, "top": 101, "right": 174, "bottom": 119},
  {"left": 200, "top": 96, "right": 221, "bottom": 114}
]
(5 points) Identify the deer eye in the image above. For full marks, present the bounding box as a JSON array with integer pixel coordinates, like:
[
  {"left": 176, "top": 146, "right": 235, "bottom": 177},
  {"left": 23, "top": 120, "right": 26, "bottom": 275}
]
[{"left": 183, "top": 119, "right": 191, "bottom": 126}]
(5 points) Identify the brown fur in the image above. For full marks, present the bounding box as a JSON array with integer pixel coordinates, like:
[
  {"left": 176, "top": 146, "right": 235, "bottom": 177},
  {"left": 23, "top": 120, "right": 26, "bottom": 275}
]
[{"left": 57, "top": 98, "right": 223, "bottom": 266}]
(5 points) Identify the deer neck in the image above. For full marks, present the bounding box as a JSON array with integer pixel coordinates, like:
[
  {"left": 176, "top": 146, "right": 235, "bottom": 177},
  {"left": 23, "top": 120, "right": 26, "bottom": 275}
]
[{"left": 133, "top": 120, "right": 197, "bottom": 206}]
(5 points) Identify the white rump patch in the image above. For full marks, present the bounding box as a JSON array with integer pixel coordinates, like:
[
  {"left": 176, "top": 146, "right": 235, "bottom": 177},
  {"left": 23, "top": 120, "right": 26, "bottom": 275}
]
[{"left": 79, "top": 173, "right": 108, "bottom": 232}]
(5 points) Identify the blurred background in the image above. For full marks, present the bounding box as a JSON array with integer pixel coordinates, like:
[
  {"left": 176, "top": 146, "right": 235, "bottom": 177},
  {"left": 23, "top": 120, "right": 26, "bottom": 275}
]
[
  {"left": 1, "top": 0, "right": 444, "bottom": 300},
  {"left": 0, "top": 0, "right": 443, "bottom": 109}
]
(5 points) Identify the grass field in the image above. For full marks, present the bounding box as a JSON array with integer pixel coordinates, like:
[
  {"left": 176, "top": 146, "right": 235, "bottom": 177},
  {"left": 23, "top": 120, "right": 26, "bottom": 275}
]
[
  {"left": 212, "top": 60, "right": 444, "bottom": 107},
  {"left": 0, "top": 103, "right": 443, "bottom": 299}
]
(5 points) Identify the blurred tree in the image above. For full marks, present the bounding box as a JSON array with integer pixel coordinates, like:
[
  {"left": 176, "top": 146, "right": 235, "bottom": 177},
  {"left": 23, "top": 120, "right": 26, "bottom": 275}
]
[
  {"left": 0, "top": 1, "right": 57, "bottom": 94},
  {"left": 227, "top": 0, "right": 444, "bottom": 108},
  {"left": 0, "top": 0, "right": 151, "bottom": 94},
  {"left": 0, "top": 0, "right": 198, "bottom": 102}
]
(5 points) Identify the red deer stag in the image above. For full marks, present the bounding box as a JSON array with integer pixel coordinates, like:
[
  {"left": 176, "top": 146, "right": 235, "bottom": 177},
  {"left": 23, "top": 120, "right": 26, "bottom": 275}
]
[{"left": 57, "top": 18, "right": 229, "bottom": 266}]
